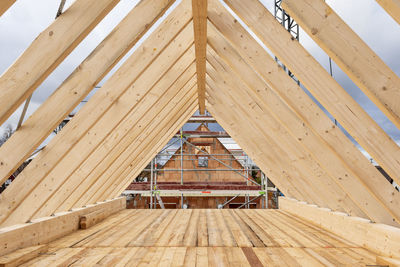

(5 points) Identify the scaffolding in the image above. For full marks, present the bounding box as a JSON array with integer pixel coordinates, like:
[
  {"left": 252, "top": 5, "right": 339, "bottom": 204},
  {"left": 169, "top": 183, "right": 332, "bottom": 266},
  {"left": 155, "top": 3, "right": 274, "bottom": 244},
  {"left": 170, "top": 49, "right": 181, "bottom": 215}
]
[{"left": 125, "top": 117, "right": 276, "bottom": 209}]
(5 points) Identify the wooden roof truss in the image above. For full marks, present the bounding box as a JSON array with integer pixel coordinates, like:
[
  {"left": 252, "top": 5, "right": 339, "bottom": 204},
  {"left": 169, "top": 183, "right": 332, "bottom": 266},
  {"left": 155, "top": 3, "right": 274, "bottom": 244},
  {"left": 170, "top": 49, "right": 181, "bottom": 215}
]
[{"left": 0, "top": 0, "right": 399, "bottom": 230}]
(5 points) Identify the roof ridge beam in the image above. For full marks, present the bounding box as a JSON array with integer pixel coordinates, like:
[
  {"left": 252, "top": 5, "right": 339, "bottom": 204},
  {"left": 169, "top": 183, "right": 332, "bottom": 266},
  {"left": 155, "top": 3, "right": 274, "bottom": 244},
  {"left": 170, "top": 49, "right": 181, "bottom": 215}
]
[{"left": 192, "top": 0, "right": 207, "bottom": 114}]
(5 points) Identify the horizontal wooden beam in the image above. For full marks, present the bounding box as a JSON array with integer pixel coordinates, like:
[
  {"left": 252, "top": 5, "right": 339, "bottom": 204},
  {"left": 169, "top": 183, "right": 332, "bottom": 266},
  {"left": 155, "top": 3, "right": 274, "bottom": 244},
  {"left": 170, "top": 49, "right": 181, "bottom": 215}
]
[
  {"left": 192, "top": 0, "right": 208, "bottom": 114},
  {"left": 0, "top": 0, "right": 16, "bottom": 16},
  {"left": 279, "top": 197, "right": 400, "bottom": 258},
  {"left": 0, "top": 0, "right": 176, "bottom": 187},
  {"left": 0, "top": 0, "right": 119, "bottom": 126},
  {"left": 224, "top": 0, "right": 400, "bottom": 187},
  {"left": 0, "top": 197, "right": 125, "bottom": 257},
  {"left": 282, "top": 0, "right": 400, "bottom": 130},
  {"left": 376, "top": 0, "right": 400, "bottom": 24}
]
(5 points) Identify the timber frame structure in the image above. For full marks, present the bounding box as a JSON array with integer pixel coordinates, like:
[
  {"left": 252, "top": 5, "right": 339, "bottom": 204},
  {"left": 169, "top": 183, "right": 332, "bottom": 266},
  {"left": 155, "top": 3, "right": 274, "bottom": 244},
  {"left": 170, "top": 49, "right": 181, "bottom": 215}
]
[{"left": 1, "top": 0, "right": 400, "bottom": 264}]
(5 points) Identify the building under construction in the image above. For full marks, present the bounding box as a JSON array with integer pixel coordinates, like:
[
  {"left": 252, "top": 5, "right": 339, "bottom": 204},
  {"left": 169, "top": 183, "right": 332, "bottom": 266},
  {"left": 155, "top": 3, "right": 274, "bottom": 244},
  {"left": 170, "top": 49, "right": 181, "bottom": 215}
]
[{"left": 0, "top": 0, "right": 399, "bottom": 265}]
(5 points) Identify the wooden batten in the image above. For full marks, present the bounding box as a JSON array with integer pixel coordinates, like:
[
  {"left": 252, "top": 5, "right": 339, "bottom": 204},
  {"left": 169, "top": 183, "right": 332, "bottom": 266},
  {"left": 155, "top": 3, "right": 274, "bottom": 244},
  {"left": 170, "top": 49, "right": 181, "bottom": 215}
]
[
  {"left": 0, "top": 245, "right": 48, "bottom": 267},
  {"left": 0, "top": 197, "right": 125, "bottom": 257},
  {"left": 192, "top": 0, "right": 208, "bottom": 114},
  {"left": 0, "top": 0, "right": 119, "bottom": 126},
  {"left": 282, "top": 0, "right": 400, "bottom": 130},
  {"left": 279, "top": 197, "right": 400, "bottom": 258}
]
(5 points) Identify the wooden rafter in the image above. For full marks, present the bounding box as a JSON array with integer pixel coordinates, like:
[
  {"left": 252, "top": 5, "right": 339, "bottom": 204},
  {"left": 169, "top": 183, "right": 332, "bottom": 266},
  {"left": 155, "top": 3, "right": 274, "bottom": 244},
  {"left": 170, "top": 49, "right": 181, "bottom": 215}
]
[
  {"left": 192, "top": 0, "right": 207, "bottom": 114},
  {"left": 0, "top": 19, "right": 195, "bottom": 227},
  {"left": 39, "top": 64, "right": 197, "bottom": 217},
  {"left": 0, "top": 0, "right": 176, "bottom": 187},
  {"left": 207, "top": 54, "right": 378, "bottom": 220},
  {"left": 208, "top": 0, "right": 400, "bottom": 225},
  {"left": 0, "top": 0, "right": 15, "bottom": 16},
  {"left": 376, "top": 0, "right": 400, "bottom": 24},
  {"left": 67, "top": 78, "right": 197, "bottom": 210},
  {"left": 282, "top": 0, "right": 400, "bottom": 130},
  {"left": 223, "top": 0, "right": 400, "bottom": 188},
  {"left": 0, "top": 0, "right": 120, "bottom": 126}
]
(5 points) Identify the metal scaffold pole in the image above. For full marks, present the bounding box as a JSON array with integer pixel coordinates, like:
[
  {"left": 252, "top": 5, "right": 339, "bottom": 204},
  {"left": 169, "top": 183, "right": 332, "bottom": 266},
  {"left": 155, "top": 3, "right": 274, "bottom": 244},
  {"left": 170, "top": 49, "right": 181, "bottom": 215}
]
[
  {"left": 180, "top": 128, "right": 183, "bottom": 185},
  {"left": 150, "top": 159, "right": 153, "bottom": 209}
]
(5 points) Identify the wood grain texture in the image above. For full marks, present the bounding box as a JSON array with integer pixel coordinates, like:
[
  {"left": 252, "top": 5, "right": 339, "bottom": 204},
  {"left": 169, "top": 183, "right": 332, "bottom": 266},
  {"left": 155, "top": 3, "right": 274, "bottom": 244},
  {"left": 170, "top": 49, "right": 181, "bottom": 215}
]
[
  {"left": 223, "top": 0, "right": 400, "bottom": 188},
  {"left": 283, "top": 0, "right": 400, "bottom": 130},
  {"left": 11, "top": 209, "right": 379, "bottom": 266},
  {"left": 192, "top": 0, "right": 207, "bottom": 114},
  {"left": 280, "top": 197, "right": 400, "bottom": 258},
  {"left": 0, "top": 0, "right": 119, "bottom": 125},
  {"left": 0, "top": 0, "right": 175, "bottom": 187},
  {"left": 207, "top": 0, "right": 400, "bottom": 226}
]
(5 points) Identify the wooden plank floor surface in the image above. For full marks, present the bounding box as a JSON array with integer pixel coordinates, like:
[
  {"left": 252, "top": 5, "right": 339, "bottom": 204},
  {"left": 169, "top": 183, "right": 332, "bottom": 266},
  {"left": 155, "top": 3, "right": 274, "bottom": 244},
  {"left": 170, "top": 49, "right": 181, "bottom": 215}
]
[{"left": 21, "top": 209, "right": 378, "bottom": 266}]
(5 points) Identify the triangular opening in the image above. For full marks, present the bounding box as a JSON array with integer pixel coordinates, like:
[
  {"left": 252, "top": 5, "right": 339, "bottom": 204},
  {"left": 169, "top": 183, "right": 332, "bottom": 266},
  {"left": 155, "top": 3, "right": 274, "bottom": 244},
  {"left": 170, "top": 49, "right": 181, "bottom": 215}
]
[{"left": 125, "top": 113, "right": 276, "bottom": 210}]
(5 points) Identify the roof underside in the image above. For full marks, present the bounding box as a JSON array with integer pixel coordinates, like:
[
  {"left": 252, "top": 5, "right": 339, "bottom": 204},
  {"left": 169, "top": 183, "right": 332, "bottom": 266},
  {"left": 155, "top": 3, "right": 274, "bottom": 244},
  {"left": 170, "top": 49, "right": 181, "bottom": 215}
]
[{"left": 0, "top": 0, "right": 399, "bottom": 228}]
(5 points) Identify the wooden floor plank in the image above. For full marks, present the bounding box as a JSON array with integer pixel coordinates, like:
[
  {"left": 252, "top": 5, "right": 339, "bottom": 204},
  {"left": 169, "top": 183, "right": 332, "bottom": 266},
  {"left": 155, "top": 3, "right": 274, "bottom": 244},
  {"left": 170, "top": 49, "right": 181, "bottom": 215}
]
[{"left": 12, "top": 209, "right": 382, "bottom": 266}]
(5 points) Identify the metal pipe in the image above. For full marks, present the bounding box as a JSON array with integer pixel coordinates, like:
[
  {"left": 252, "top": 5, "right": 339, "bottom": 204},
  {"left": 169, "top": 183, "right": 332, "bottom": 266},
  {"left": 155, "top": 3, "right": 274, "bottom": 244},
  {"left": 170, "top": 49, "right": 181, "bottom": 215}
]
[
  {"left": 219, "top": 194, "right": 240, "bottom": 209},
  {"left": 237, "top": 195, "right": 263, "bottom": 209},
  {"left": 184, "top": 139, "right": 260, "bottom": 186},
  {"left": 143, "top": 169, "right": 250, "bottom": 171},
  {"left": 150, "top": 159, "right": 153, "bottom": 209},
  {"left": 180, "top": 128, "right": 183, "bottom": 185},
  {"left": 154, "top": 156, "right": 157, "bottom": 209},
  {"left": 261, "top": 172, "right": 265, "bottom": 209}
]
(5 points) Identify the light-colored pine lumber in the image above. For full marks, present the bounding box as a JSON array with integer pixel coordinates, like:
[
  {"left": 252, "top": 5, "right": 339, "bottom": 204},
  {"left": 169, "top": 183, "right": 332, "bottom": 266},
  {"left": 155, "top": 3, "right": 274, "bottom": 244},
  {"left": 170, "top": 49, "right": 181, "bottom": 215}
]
[
  {"left": 206, "top": 79, "right": 329, "bottom": 208},
  {"left": 206, "top": 12, "right": 400, "bottom": 225},
  {"left": 13, "top": 41, "right": 194, "bottom": 224},
  {"left": 376, "top": 0, "right": 400, "bottom": 24},
  {"left": 0, "top": 0, "right": 119, "bottom": 126},
  {"left": 105, "top": 94, "right": 198, "bottom": 200},
  {"left": 76, "top": 85, "right": 197, "bottom": 206},
  {"left": 77, "top": 91, "right": 197, "bottom": 204},
  {"left": 206, "top": 100, "right": 313, "bottom": 204},
  {"left": 279, "top": 197, "right": 400, "bottom": 258},
  {"left": 67, "top": 72, "right": 194, "bottom": 210},
  {"left": 223, "top": 0, "right": 400, "bottom": 187},
  {"left": 0, "top": 0, "right": 15, "bottom": 16},
  {"left": 0, "top": 244, "right": 48, "bottom": 267},
  {"left": 0, "top": 0, "right": 176, "bottom": 187},
  {"left": 79, "top": 209, "right": 108, "bottom": 229},
  {"left": 0, "top": 18, "right": 194, "bottom": 228},
  {"left": 0, "top": 197, "right": 125, "bottom": 257},
  {"left": 206, "top": 60, "right": 369, "bottom": 218},
  {"left": 282, "top": 0, "right": 400, "bottom": 130},
  {"left": 192, "top": 0, "right": 207, "bottom": 114},
  {"left": 376, "top": 256, "right": 400, "bottom": 267},
  {"left": 55, "top": 64, "right": 196, "bottom": 212},
  {"left": 32, "top": 44, "right": 195, "bottom": 219}
]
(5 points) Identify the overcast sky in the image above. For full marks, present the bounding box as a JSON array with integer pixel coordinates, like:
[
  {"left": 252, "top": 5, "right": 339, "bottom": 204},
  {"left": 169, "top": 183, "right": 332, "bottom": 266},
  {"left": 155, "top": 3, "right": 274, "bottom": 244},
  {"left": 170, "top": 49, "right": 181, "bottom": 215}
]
[{"left": 0, "top": 0, "right": 399, "bottom": 159}]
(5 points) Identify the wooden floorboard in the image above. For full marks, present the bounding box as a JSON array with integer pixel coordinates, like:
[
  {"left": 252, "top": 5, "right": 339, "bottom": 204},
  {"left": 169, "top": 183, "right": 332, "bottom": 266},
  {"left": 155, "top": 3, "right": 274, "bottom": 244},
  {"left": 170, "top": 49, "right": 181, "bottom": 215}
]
[{"left": 20, "top": 209, "right": 378, "bottom": 266}]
